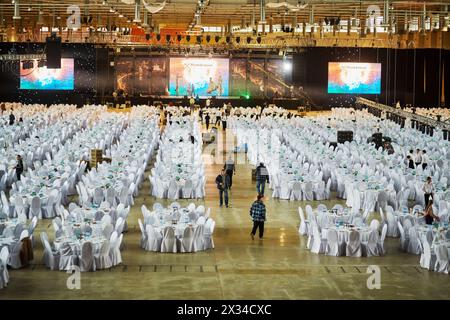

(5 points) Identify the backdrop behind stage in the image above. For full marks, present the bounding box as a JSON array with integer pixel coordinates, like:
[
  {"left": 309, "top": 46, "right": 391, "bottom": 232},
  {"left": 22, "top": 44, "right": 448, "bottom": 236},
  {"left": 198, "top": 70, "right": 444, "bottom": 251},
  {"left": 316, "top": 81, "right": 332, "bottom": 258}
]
[{"left": 169, "top": 58, "right": 229, "bottom": 96}]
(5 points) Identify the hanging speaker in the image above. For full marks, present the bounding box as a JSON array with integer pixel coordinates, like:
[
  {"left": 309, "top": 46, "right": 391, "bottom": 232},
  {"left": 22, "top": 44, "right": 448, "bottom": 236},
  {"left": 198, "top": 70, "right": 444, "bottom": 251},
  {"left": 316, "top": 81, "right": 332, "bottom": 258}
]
[
  {"left": 196, "top": 35, "right": 202, "bottom": 43},
  {"left": 145, "top": 34, "right": 151, "bottom": 41},
  {"left": 156, "top": 34, "right": 161, "bottom": 41},
  {"left": 215, "top": 35, "right": 220, "bottom": 43},
  {"left": 166, "top": 34, "right": 171, "bottom": 42},
  {"left": 235, "top": 36, "right": 240, "bottom": 43},
  {"left": 186, "top": 35, "right": 191, "bottom": 42},
  {"left": 256, "top": 36, "right": 261, "bottom": 44},
  {"left": 246, "top": 36, "right": 252, "bottom": 44},
  {"left": 177, "top": 34, "right": 182, "bottom": 42},
  {"left": 206, "top": 35, "right": 211, "bottom": 42},
  {"left": 226, "top": 36, "right": 230, "bottom": 43}
]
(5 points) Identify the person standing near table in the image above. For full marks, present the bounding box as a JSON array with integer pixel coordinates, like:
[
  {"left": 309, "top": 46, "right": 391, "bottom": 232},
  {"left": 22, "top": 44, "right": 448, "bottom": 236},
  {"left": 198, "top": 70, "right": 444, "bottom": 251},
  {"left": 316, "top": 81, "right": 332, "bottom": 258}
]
[
  {"left": 414, "top": 149, "right": 422, "bottom": 168},
  {"left": 215, "top": 108, "right": 222, "bottom": 126},
  {"left": 205, "top": 113, "right": 210, "bottom": 130},
  {"left": 221, "top": 112, "right": 227, "bottom": 131},
  {"left": 423, "top": 198, "right": 440, "bottom": 225},
  {"left": 215, "top": 169, "right": 230, "bottom": 207},
  {"left": 224, "top": 157, "right": 235, "bottom": 189},
  {"left": 256, "top": 162, "right": 269, "bottom": 196},
  {"left": 9, "top": 112, "right": 15, "bottom": 125},
  {"left": 422, "top": 176, "right": 434, "bottom": 208},
  {"left": 421, "top": 150, "right": 429, "bottom": 170},
  {"left": 250, "top": 194, "right": 266, "bottom": 240},
  {"left": 14, "top": 155, "right": 24, "bottom": 181}
]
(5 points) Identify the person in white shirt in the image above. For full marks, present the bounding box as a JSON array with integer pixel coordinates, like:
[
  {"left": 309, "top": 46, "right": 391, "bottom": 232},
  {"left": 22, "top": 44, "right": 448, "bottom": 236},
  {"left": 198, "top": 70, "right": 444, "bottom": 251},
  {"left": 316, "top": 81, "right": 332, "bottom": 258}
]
[
  {"left": 414, "top": 149, "right": 422, "bottom": 168},
  {"left": 422, "top": 176, "right": 434, "bottom": 207},
  {"left": 421, "top": 150, "right": 429, "bottom": 170},
  {"left": 206, "top": 98, "right": 211, "bottom": 108}
]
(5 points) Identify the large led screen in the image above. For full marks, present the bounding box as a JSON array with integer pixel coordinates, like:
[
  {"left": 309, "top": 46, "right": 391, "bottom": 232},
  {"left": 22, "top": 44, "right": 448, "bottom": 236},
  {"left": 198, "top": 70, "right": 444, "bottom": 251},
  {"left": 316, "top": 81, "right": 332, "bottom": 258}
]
[
  {"left": 20, "top": 58, "right": 74, "bottom": 90},
  {"left": 328, "top": 62, "right": 381, "bottom": 94},
  {"left": 169, "top": 58, "right": 229, "bottom": 96}
]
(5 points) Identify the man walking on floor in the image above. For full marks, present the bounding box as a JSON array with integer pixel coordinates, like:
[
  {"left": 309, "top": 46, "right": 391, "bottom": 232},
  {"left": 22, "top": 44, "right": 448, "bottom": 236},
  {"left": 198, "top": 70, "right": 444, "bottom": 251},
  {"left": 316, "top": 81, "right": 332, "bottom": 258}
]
[
  {"left": 224, "top": 156, "right": 235, "bottom": 189},
  {"left": 256, "top": 162, "right": 269, "bottom": 196},
  {"left": 250, "top": 194, "right": 266, "bottom": 240},
  {"left": 215, "top": 169, "right": 230, "bottom": 207}
]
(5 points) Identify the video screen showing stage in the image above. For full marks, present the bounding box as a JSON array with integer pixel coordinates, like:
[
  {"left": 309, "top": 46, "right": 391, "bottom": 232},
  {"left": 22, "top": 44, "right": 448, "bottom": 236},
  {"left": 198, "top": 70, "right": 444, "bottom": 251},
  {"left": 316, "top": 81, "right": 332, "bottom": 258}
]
[
  {"left": 20, "top": 58, "right": 74, "bottom": 90},
  {"left": 169, "top": 58, "right": 229, "bottom": 96},
  {"left": 328, "top": 62, "right": 381, "bottom": 94}
]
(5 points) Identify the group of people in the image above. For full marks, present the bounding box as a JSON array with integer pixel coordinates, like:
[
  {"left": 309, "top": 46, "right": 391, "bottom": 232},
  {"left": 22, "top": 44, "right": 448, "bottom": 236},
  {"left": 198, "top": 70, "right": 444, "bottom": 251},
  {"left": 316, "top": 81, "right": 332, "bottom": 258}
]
[
  {"left": 406, "top": 149, "right": 429, "bottom": 170},
  {"left": 214, "top": 160, "right": 269, "bottom": 240}
]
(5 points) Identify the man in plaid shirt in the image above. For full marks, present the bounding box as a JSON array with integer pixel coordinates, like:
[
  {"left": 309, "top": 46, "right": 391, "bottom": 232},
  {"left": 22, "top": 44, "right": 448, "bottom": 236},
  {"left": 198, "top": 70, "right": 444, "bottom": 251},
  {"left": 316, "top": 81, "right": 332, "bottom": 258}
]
[{"left": 250, "top": 194, "right": 266, "bottom": 240}]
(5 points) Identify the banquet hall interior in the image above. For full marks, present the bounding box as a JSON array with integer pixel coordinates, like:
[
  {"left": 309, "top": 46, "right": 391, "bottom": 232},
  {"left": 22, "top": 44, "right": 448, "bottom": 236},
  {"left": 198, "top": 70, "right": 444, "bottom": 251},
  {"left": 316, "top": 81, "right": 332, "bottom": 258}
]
[{"left": 0, "top": 0, "right": 450, "bottom": 301}]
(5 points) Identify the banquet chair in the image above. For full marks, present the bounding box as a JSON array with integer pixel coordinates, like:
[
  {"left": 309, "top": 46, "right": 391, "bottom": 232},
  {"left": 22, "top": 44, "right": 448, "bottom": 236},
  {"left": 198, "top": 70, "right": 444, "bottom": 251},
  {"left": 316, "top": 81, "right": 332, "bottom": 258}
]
[
  {"left": 369, "top": 219, "right": 380, "bottom": 232},
  {"left": 161, "top": 226, "right": 177, "bottom": 253},
  {"left": 9, "top": 241, "right": 23, "bottom": 269},
  {"left": 79, "top": 241, "right": 96, "bottom": 272},
  {"left": 152, "top": 203, "right": 163, "bottom": 212},
  {"left": 13, "top": 196, "right": 25, "bottom": 219},
  {"left": 310, "top": 223, "right": 327, "bottom": 254},
  {"left": 187, "top": 203, "right": 196, "bottom": 213},
  {"left": 167, "top": 180, "right": 180, "bottom": 200},
  {"left": 29, "top": 196, "right": 42, "bottom": 220},
  {"left": 68, "top": 202, "right": 78, "bottom": 213},
  {"left": 145, "top": 225, "right": 162, "bottom": 252},
  {"left": 105, "top": 188, "right": 116, "bottom": 208},
  {"left": 271, "top": 174, "right": 280, "bottom": 198},
  {"left": 43, "top": 193, "right": 57, "bottom": 219},
  {"left": 314, "top": 181, "right": 326, "bottom": 201},
  {"left": 114, "top": 217, "right": 125, "bottom": 234},
  {"left": 0, "top": 247, "right": 9, "bottom": 285},
  {"left": 302, "top": 182, "right": 314, "bottom": 201},
  {"left": 377, "top": 224, "right": 388, "bottom": 255},
  {"left": 193, "top": 224, "right": 205, "bottom": 252},
  {"left": 362, "top": 229, "right": 380, "bottom": 257},
  {"left": 196, "top": 205, "right": 205, "bottom": 216},
  {"left": 138, "top": 219, "right": 147, "bottom": 248},
  {"left": 332, "top": 204, "right": 344, "bottom": 214},
  {"left": 434, "top": 244, "right": 449, "bottom": 274},
  {"left": 102, "top": 223, "right": 114, "bottom": 240},
  {"left": 95, "top": 240, "right": 112, "bottom": 270},
  {"left": 13, "top": 224, "right": 23, "bottom": 240},
  {"left": 419, "top": 235, "right": 435, "bottom": 270},
  {"left": 407, "top": 227, "right": 422, "bottom": 255},
  {"left": 298, "top": 207, "right": 308, "bottom": 235},
  {"left": 290, "top": 181, "right": 302, "bottom": 201},
  {"left": 324, "top": 179, "right": 332, "bottom": 200},
  {"left": 203, "top": 219, "right": 215, "bottom": 250},
  {"left": 109, "top": 234, "right": 123, "bottom": 266},
  {"left": 397, "top": 222, "right": 409, "bottom": 251},
  {"left": 179, "top": 226, "right": 195, "bottom": 253},
  {"left": 325, "top": 229, "right": 341, "bottom": 256},
  {"left": 346, "top": 230, "right": 362, "bottom": 257},
  {"left": 95, "top": 211, "right": 104, "bottom": 222},
  {"left": 93, "top": 188, "right": 104, "bottom": 206},
  {"left": 385, "top": 209, "right": 399, "bottom": 237},
  {"left": 188, "top": 212, "right": 198, "bottom": 223},
  {"left": 1, "top": 191, "right": 13, "bottom": 217},
  {"left": 181, "top": 180, "right": 194, "bottom": 199}
]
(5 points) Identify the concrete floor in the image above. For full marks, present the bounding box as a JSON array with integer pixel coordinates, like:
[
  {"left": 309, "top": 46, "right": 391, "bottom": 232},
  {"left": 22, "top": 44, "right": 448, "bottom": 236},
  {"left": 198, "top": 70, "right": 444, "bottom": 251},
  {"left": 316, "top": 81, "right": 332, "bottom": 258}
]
[{"left": 1, "top": 123, "right": 448, "bottom": 300}]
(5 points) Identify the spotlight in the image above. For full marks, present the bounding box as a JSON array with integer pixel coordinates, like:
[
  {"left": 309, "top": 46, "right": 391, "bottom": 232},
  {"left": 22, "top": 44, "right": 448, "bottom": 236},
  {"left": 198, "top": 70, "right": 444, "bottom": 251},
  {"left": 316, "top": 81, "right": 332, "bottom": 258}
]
[{"left": 282, "top": 61, "right": 292, "bottom": 72}]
